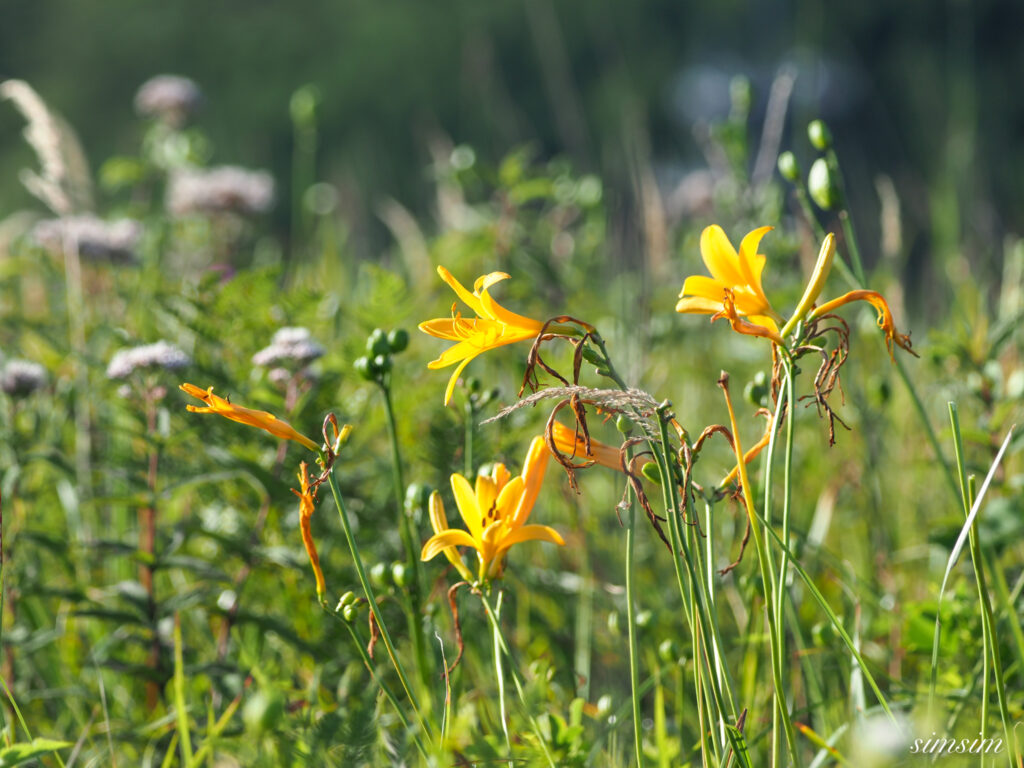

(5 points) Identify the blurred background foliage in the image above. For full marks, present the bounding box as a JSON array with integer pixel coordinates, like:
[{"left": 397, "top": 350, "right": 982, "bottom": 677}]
[{"left": 3, "top": 0, "right": 1024, "bottom": 290}]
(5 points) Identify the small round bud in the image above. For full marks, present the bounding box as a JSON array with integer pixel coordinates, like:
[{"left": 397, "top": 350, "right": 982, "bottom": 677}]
[
  {"left": 404, "top": 482, "right": 431, "bottom": 520},
  {"left": 777, "top": 151, "right": 800, "bottom": 182},
  {"left": 353, "top": 356, "right": 375, "bottom": 381},
  {"left": 373, "top": 354, "right": 392, "bottom": 375},
  {"left": 467, "top": 376, "right": 482, "bottom": 394},
  {"left": 387, "top": 328, "right": 409, "bottom": 353},
  {"left": 658, "top": 639, "right": 681, "bottom": 664},
  {"left": 808, "top": 119, "right": 833, "bottom": 150},
  {"left": 744, "top": 371, "right": 769, "bottom": 408},
  {"left": 369, "top": 562, "right": 388, "bottom": 588},
  {"left": 615, "top": 415, "right": 633, "bottom": 435},
  {"left": 596, "top": 694, "right": 614, "bottom": 718},
  {"left": 342, "top": 603, "right": 359, "bottom": 622},
  {"left": 641, "top": 461, "right": 662, "bottom": 485},
  {"left": 808, "top": 158, "right": 839, "bottom": 211},
  {"left": 366, "top": 329, "right": 390, "bottom": 357},
  {"left": 338, "top": 590, "right": 356, "bottom": 609},
  {"left": 391, "top": 562, "right": 408, "bottom": 588},
  {"left": 636, "top": 609, "right": 653, "bottom": 628}
]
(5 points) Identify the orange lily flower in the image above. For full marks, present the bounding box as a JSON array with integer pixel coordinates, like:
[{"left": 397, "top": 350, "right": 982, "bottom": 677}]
[
  {"left": 809, "top": 290, "right": 916, "bottom": 360},
  {"left": 421, "top": 437, "right": 564, "bottom": 583},
  {"left": 292, "top": 462, "right": 326, "bottom": 600},
  {"left": 677, "top": 225, "right": 784, "bottom": 336},
  {"left": 180, "top": 383, "right": 319, "bottom": 451},
  {"left": 549, "top": 420, "right": 622, "bottom": 471},
  {"left": 419, "top": 267, "right": 544, "bottom": 406}
]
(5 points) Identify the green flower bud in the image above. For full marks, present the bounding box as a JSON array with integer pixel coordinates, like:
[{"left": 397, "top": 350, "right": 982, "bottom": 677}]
[
  {"left": 373, "top": 354, "right": 392, "bottom": 374},
  {"left": 342, "top": 603, "right": 359, "bottom": 622},
  {"left": 596, "top": 694, "right": 614, "bottom": 718},
  {"left": 636, "top": 609, "right": 653, "bottom": 628},
  {"left": 353, "top": 356, "right": 375, "bottom": 381},
  {"left": 777, "top": 151, "right": 800, "bottom": 182},
  {"left": 366, "top": 328, "right": 390, "bottom": 357},
  {"left": 404, "top": 482, "right": 431, "bottom": 520},
  {"left": 615, "top": 414, "right": 633, "bottom": 435},
  {"left": 808, "top": 158, "right": 839, "bottom": 211},
  {"left": 641, "top": 461, "right": 662, "bottom": 485},
  {"left": 387, "top": 328, "right": 409, "bottom": 353},
  {"left": 658, "top": 638, "right": 681, "bottom": 664},
  {"left": 391, "top": 562, "right": 408, "bottom": 588},
  {"left": 580, "top": 345, "right": 604, "bottom": 366},
  {"left": 337, "top": 590, "right": 356, "bottom": 610},
  {"left": 808, "top": 119, "right": 833, "bottom": 150},
  {"left": 369, "top": 562, "right": 388, "bottom": 588}
]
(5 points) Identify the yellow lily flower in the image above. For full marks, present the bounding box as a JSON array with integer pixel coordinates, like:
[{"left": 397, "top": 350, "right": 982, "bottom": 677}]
[
  {"left": 180, "top": 383, "right": 319, "bottom": 451},
  {"left": 419, "top": 266, "right": 544, "bottom": 406},
  {"left": 421, "top": 437, "right": 564, "bottom": 582},
  {"left": 291, "top": 462, "right": 326, "bottom": 600},
  {"left": 677, "top": 225, "right": 784, "bottom": 336}
]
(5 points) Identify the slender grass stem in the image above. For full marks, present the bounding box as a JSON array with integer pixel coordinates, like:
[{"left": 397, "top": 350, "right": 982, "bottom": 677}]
[
  {"left": 323, "top": 468, "right": 434, "bottom": 743},
  {"left": 624, "top": 493, "right": 645, "bottom": 768},
  {"left": 719, "top": 375, "right": 801, "bottom": 768},
  {"left": 492, "top": 592, "right": 514, "bottom": 766},
  {"left": 379, "top": 383, "right": 430, "bottom": 689},
  {"left": 477, "top": 592, "right": 557, "bottom": 768},
  {"left": 333, "top": 610, "right": 430, "bottom": 762}
]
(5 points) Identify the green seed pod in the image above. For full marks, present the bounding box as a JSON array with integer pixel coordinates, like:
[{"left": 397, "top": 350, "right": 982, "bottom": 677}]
[
  {"left": 373, "top": 354, "right": 392, "bottom": 374},
  {"left": 808, "top": 158, "right": 839, "bottom": 211},
  {"left": 615, "top": 414, "right": 633, "bottom": 435},
  {"left": 580, "top": 345, "right": 604, "bottom": 366},
  {"left": 342, "top": 603, "right": 359, "bottom": 623},
  {"left": 353, "top": 356, "right": 375, "bottom": 381},
  {"left": 641, "top": 461, "right": 662, "bottom": 485},
  {"left": 337, "top": 590, "right": 356, "bottom": 610},
  {"left": 366, "top": 328, "right": 390, "bottom": 357},
  {"left": 777, "top": 151, "right": 800, "bottom": 182},
  {"left": 387, "top": 328, "right": 409, "bottom": 353},
  {"left": 391, "top": 562, "right": 408, "bottom": 588},
  {"left": 808, "top": 119, "right": 833, "bottom": 150},
  {"left": 658, "top": 638, "right": 681, "bottom": 664}
]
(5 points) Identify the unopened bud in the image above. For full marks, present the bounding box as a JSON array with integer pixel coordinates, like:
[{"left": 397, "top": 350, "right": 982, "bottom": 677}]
[
  {"left": 777, "top": 151, "right": 800, "bottom": 182},
  {"left": 808, "top": 119, "right": 832, "bottom": 151},
  {"left": 808, "top": 158, "right": 839, "bottom": 211}
]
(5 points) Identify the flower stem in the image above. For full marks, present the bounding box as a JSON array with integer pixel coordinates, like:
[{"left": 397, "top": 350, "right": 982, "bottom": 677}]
[
  {"left": 323, "top": 466, "right": 434, "bottom": 743},
  {"left": 492, "top": 591, "right": 514, "bottom": 766},
  {"left": 624, "top": 491, "right": 645, "bottom": 768},
  {"left": 379, "top": 382, "right": 430, "bottom": 689},
  {"left": 477, "top": 592, "right": 557, "bottom": 768}
]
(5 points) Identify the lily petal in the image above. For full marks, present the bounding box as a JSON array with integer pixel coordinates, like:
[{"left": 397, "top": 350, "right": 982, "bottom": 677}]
[
  {"left": 451, "top": 473, "right": 483, "bottom": 538},
  {"left": 421, "top": 529, "right": 478, "bottom": 561},
  {"left": 700, "top": 225, "right": 746, "bottom": 288}
]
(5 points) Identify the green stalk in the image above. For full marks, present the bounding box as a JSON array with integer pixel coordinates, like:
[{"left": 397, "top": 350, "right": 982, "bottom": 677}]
[
  {"left": 720, "top": 377, "right": 801, "bottom": 768},
  {"left": 379, "top": 383, "right": 430, "bottom": 689},
  {"left": 335, "top": 610, "right": 430, "bottom": 762},
  {"left": 172, "top": 615, "right": 194, "bottom": 764},
  {"left": 477, "top": 592, "right": 557, "bottom": 768},
  {"left": 625, "top": 493, "right": 645, "bottom": 768},
  {"left": 464, "top": 399, "right": 475, "bottom": 477},
  {"left": 492, "top": 592, "right": 514, "bottom": 766},
  {"left": 323, "top": 467, "right": 434, "bottom": 743},
  {"left": 948, "top": 406, "right": 1015, "bottom": 766}
]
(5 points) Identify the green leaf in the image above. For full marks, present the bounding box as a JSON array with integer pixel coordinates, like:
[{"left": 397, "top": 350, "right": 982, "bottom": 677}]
[{"left": 0, "top": 738, "right": 72, "bottom": 766}]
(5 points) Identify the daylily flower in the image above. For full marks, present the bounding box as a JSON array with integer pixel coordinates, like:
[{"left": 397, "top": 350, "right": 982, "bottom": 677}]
[
  {"left": 419, "top": 266, "right": 544, "bottom": 406},
  {"left": 809, "top": 290, "right": 916, "bottom": 360},
  {"left": 549, "top": 420, "right": 622, "bottom": 471},
  {"left": 292, "top": 462, "right": 326, "bottom": 600},
  {"left": 677, "top": 225, "right": 784, "bottom": 337},
  {"left": 421, "top": 437, "right": 564, "bottom": 582},
  {"left": 180, "top": 383, "right": 319, "bottom": 451}
]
